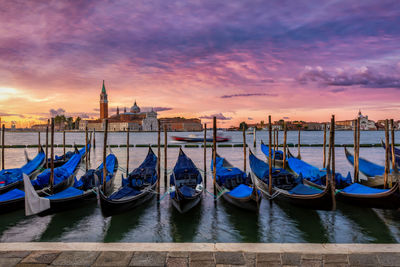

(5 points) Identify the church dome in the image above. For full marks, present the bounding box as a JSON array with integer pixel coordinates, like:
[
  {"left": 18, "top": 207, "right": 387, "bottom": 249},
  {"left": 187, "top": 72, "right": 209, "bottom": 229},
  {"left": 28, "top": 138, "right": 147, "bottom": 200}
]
[{"left": 130, "top": 101, "right": 141, "bottom": 113}]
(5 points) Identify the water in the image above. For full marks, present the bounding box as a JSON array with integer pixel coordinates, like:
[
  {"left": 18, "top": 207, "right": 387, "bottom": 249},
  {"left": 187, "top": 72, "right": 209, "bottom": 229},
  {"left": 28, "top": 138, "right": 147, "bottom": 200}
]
[{"left": 1, "top": 131, "right": 399, "bottom": 243}]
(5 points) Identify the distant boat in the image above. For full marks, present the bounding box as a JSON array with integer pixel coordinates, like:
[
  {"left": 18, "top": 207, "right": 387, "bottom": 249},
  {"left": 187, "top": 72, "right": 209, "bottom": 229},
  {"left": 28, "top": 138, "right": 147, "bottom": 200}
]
[{"left": 172, "top": 134, "right": 230, "bottom": 143}]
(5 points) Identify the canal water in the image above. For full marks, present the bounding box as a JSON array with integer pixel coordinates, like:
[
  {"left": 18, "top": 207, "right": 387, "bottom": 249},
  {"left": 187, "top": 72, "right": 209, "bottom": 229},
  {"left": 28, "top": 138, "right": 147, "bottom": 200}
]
[{"left": 1, "top": 131, "right": 399, "bottom": 243}]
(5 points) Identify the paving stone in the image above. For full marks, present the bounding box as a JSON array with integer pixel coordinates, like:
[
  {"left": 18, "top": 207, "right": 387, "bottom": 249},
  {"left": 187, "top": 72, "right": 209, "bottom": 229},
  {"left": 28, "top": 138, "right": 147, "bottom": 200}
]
[
  {"left": 282, "top": 253, "right": 302, "bottom": 265},
  {"left": 348, "top": 253, "right": 379, "bottom": 267},
  {"left": 257, "top": 262, "right": 281, "bottom": 267},
  {"left": 190, "top": 261, "right": 215, "bottom": 267},
  {"left": 256, "top": 253, "right": 281, "bottom": 263},
  {"left": 93, "top": 251, "right": 133, "bottom": 266},
  {"left": 190, "top": 252, "right": 215, "bottom": 262},
  {"left": 301, "top": 254, "right": 322, "bottom": 260},
  {"left": 51, "top": 251, "right": 99, "bottom": 266},
  {"left": 16, "top": 264, "right": 48, "bottom": 267},
  {"left": 215, "top": 252, "right": 245, "bottom": 265},
  {"left": 0, "top": 257, "right": 21, "bottom": 267},
  {"left": 129, "top": 251, "right": 166, "bottom": 267},
  {"left": 0, "top": 251, "right": 31, "bottom": 258},
  {"left": 21, "top": 251, "right": 60, "bottom": 264},
  {"left": 323, "top": 254, "right": 349, "bottom": 264},
  {"left": 167, "top": 257, "right": 188, "bottom": 267},
  {"left": 377, "top": 252, "right": 400, "bottom": 266},
  {"left": 300, "top": 259, "right": 322, "bottom": 267},
  {"left": 168, "top": 251, "right": 189, "bottom": 258},
  {"left": 324, "top": 264, "right": 349, "bottom": 267},
  {"left": 244, "top": 252, "right": 256, "bottom": 267}
]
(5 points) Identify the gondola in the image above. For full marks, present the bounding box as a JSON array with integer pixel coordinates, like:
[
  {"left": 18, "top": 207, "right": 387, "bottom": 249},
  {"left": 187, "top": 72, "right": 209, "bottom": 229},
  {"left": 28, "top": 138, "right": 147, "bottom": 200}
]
[
  {"left": 249, "top": 150, "right": 335, "bottom": 210},
  {"left": 170, "top": 148, "right": 203, "bottom": 213},
  {"left": 37, "top": 153, "right": 118, "bottom": 215},
  {"left": 212, "top": 154, "right": 260, "bottom": 211},
  {"left": 0, "top": 147, "right": 84, "bottom": 214},
  {"left": 287, "top": 153, "right": 352, "bottom": 189},
  {"left": 344, "top": 146, "right": 386, "bottom": 187},
  {"left": 50, "top": 144, "right": 90, "bottom": 168},
  {"left": 290, "top": 152, "right": 400, "bottom": 209},
  {"left": 260, "top": 141, "right": 285, "bottom": 168},
  {"left": 0, "top": 147, "right": 45, "bottom": 194},
  {"left": 99, "top": 148, "right": 157, "bottom": 217}
]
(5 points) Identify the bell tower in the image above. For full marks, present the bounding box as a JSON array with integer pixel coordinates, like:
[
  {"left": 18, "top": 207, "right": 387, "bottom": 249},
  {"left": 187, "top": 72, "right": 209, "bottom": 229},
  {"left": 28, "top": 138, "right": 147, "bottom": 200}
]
[{"left": 100, "top": 80, "right": 108, "bottom": 119}]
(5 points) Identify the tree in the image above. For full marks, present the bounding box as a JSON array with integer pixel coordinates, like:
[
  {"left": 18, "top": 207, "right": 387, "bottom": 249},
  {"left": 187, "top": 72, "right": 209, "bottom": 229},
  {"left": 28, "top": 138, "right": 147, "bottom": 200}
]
[
  {"left": 239, "top": 122, "right": 248, "bottom": 131},
  {"left": 74, "top": 117, "right": 81, "bottom": 129}
]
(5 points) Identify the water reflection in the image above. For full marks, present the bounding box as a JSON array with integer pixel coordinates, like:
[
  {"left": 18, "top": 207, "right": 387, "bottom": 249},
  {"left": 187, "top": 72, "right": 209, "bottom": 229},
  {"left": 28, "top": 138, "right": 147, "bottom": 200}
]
[
  {"left": 275, "top": 201, "right": 329, "bottom": 243},
  {"left": 39, "top": 202, "right": 98, "bottom": 241},
  {"left": 169, "top": 200, "right": 203, "bottom": 242}
]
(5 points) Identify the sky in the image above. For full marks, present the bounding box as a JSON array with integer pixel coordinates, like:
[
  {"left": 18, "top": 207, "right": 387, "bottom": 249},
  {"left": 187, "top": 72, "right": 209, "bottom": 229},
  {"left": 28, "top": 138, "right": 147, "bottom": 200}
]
[{"left": 0, "top": 0, "right": 400, "bottom": 127}]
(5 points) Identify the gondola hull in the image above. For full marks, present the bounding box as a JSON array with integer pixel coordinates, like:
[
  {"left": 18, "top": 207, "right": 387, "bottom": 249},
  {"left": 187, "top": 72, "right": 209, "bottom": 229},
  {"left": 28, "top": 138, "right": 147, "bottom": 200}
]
[
  {"left": 171, "top": 191, "right": 202, "bottom": 213},
  {"left": 253, "top": 175, "right": 334, "bottom": 210},
  {"left": 99, "top": 182, "right": 156, "bottom": 217},
  {"left": 217, "top": 183, "right": 260, "bottom": 212},
  {"left": 304, "top": 179, "right": 400, "bottom": 209}
]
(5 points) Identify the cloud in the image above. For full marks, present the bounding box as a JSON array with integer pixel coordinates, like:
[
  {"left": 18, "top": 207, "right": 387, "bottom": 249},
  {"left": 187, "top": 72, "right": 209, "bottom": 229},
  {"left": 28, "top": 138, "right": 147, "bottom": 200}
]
[
  {"left": 220, "top": 93, "right": 277, "bottom": 99},
  {"left": 298, "top": 65, "right": 400, "bottom": 88},
  {"left": 199, "top": 113, "right": 232, "bottom": 120},
  {"left": 330, "top": 88, "right": 347, "bottom": 93},
  {"left": 49, "top": 108, "right": 66, "bottom": 116},
  {"left": 283, "top": 117, "right": 290, "bottom": 119},
  {"left": 0, "top": 112, "right": 25, "bottom": 118},
  {"left": 248, "top": 117, "right": 253, "bottom": 120}
]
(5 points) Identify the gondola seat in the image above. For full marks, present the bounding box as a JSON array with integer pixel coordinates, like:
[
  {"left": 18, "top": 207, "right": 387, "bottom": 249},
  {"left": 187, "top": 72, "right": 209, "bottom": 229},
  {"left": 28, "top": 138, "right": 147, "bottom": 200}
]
[
  {"left": 228, "top": 184, "right": 253, "bottom": 198},
  {"left": 45, "top": 187, "right": 84, "bottom": 200},
  {"left": 289, "top": 184, "right": 322, "bottom": 195},
  {"left": 341, "top": 183, "right": 389, "bottom": 194},
  {"left": 0, "top": 188, "right": 25, "bottom": 201}
]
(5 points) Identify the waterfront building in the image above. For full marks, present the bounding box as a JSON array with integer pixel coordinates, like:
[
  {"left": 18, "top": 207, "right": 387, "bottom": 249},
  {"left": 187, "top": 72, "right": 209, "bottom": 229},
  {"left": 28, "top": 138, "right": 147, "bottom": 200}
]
[{"left": 159, "top": 117, "right": 202, "bottom": 131}]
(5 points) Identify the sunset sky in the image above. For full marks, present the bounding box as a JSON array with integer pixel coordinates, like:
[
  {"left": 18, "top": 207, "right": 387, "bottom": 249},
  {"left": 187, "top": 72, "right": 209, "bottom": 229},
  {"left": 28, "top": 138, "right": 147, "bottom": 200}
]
[{"left": 0, "top": 0, "right": 400, "bottom": 127}]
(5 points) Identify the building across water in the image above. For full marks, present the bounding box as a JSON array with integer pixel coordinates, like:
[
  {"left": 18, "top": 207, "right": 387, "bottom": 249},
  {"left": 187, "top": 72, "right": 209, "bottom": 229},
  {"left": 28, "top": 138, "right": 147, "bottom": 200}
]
[{"left": 79, "top": 81, "right": 202, "bottom": 131}]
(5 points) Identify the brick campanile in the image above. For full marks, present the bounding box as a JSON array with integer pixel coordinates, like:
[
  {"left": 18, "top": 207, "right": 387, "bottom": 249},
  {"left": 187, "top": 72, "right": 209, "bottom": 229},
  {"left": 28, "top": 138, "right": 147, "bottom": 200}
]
[{"left": 100, "top": 80, "right": 108, "bottom": 119}]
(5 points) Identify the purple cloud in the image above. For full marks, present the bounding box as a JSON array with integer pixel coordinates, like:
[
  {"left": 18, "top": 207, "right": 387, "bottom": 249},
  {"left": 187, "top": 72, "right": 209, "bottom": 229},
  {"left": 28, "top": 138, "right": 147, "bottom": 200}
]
[
  {"left": 220, "top": 93, "right": 277, "bottom": 99},
  {"left": 199, "top": 113, "right": 232, "bottom": 120},
  {"left": 299, "top": 65, "right": 400, "bottom": 88}
]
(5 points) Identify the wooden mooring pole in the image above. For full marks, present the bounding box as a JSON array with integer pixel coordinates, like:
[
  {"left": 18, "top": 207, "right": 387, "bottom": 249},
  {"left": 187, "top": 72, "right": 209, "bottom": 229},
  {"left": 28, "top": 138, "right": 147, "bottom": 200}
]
[
  {"left": 204, "top": 123, "right": 207, "bottom": 188},
  {"left": 323, "top": 123, "right": 326, "bottom": 169},
  {"left": 126, "top": 128, "right": 130, "bottom": 177},
  {"left": 45, "top": 119, "right": 49, "bottom": 168},
  {"left": 243, "top": 126, "right": 246, "bottom": 173},
  {"left": 268, "top": 115, "right": 272, "bottom": 195},
  {"left": 297, "top": 127, "right": 301, "bottom": 159},
  {"left": 283, "top": 122, "right": 287, "bottom": 169},
  {"left": 390, "top": 119, "right": 397, "bottom": 187},
  {"left": 50, "top": 118, "right": 55, "bottom": 194},
  {"left": 85, "top": 126, "right": 88, "bottom": 171},
  {"left": 353, "top": 119, "right": 359, "bottom": 183},
  {"left": 384, "top": 119, "right": 389, "bottom": 189},
  {"left": 157, "top": 120, "right": 161, "bottom": 195},
  {"left": 272, "top": 128, "right": 276, "bottom": 167},
  {"left": 213, "top": 117, "right": 217, "bottom": 196},
  {"left": 331, "top": 115, "right": 336, "bottom": 183},
  {"left": 63, "top": 130, "right": 66, "bottom": 159},
  {"left": 164, "top": 125, "right": 167, "bottom": 190},
  {"left": 93, "top": 129, "right": 96, "bottom": 149},
  {"left": 38, "top": 131, "right": 41, "bottom": 152},
  {"left": 1, "top": 124, "right": 4, "bottom": 170},
  {"left": 253, "top": 127, "right": 256, "bottom": 147},
  {"left": 102, "top": 119, "right": 108, "bottom": 192}
]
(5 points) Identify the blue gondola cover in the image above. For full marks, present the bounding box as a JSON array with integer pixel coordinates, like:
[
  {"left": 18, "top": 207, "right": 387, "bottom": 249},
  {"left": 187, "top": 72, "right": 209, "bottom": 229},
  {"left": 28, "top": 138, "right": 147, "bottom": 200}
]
[
  {"left": 289, "top": 184, "right": 322, "bottom": 195},
  {"left": 0, "top": 150, "right": 45, "bottom": 186},
  {"left": 45, "top": 187, "right": 84, "bottom": 200},
  {"left": 228, "top": 184, "right": 253, "bottom": 198},
  {"left": 0, "top": 188, "right": 25, "bottom": 201},
  {"left": 341, "top": 183, "right": 389, "bottom": 194}
]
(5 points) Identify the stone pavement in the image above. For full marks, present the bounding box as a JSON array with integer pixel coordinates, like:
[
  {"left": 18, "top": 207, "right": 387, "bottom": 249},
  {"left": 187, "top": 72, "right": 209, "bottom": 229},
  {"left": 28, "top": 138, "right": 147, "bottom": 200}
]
[{"left": 0, "top": 243, "right": 399, "bottom": 266}]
